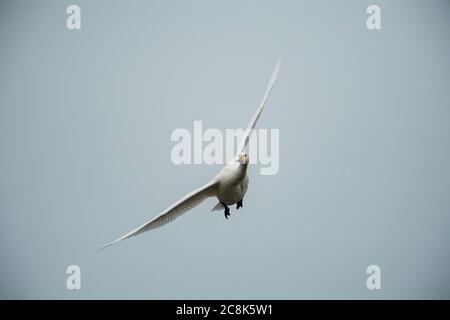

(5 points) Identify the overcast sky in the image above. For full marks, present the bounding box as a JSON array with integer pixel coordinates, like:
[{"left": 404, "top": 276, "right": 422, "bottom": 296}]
[{"left": 0, "top": 0, "right": 449, "bottom": 299}]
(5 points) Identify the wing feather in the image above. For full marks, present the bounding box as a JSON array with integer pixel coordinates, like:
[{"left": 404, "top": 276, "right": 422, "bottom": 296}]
[
  {"left": 101, "top": 180, "right": 218, "bottom": 248},
  {"left": 236, "top": 60, "right": 282, "bottom": 156}
]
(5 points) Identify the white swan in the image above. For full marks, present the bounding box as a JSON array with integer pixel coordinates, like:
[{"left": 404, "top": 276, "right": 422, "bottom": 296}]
[{"left": 102, "top": 60, "right": 282, "bottom": 248}]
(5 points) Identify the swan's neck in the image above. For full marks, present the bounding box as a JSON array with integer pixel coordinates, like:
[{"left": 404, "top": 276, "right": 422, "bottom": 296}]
[{"left": 236, "top": 163, "right": 248, "bottom": 179}]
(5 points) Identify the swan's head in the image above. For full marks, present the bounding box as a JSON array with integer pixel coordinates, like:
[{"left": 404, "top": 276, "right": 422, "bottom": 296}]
[{"left": 238, "top": 153, "right": 249, "bottom": 165}]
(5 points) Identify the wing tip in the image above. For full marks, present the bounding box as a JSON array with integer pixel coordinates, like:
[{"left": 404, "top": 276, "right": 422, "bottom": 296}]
[
  {"left": 274, "top": 58, "right": 282, "bottom": 77},
  {"left": 98, "top": 235, "right": 127, "bottom": 251},
  {"left": 98, "top": 240, "right": 116, "bottom": 251}
]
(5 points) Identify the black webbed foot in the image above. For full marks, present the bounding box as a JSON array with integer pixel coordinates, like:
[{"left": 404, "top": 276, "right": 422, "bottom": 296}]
[
  {"left": 236, "top": 200, "right": 243, "bottom": 210},
  {"left": 221, "top": 202, "right": 230, "bottom": 220}
]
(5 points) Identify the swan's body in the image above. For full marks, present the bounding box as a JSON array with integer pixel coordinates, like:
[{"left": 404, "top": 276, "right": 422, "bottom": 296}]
[
  {"left": 102, "top": 60, "right": 281, "bottom": 248},
  {"left": 216, "top": 160, "right": 249, "bottom": 206}
]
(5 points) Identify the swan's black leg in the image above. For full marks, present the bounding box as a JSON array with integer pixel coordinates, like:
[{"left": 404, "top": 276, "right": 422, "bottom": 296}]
[
  {"left": 221, "top": 202, "right": 230, "bottom": 219},
  {"left": 236, "top": 200, "right": 243, "bottom": 210}
]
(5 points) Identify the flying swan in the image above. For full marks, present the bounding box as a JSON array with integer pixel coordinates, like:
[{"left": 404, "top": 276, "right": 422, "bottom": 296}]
[{"left": 102, "top": 60, "right": 282, "bottom": 248}]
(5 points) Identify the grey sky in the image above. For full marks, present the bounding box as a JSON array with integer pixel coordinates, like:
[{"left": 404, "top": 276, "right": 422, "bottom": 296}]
[{"left": 0, "top": 0, "right": 449, "bottom": 299}]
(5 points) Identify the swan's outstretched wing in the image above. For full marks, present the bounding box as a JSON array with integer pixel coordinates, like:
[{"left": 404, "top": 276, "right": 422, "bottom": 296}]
[
  {"left": 101, "top": 180, "right": 218, "bottom": 248},
  {"left": 236, "top": 60, "right": 282, "bottom": 156}
]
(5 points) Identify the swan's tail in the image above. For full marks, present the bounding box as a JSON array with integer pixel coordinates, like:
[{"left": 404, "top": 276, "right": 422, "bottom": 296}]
[{"left": 211, "top": 202, "right": 225, "bottom": 211}]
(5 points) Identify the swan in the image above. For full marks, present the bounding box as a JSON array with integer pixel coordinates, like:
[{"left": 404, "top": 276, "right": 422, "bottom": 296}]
[{"left": 102, "top": 60, "right": 282, "bottom": 248}]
